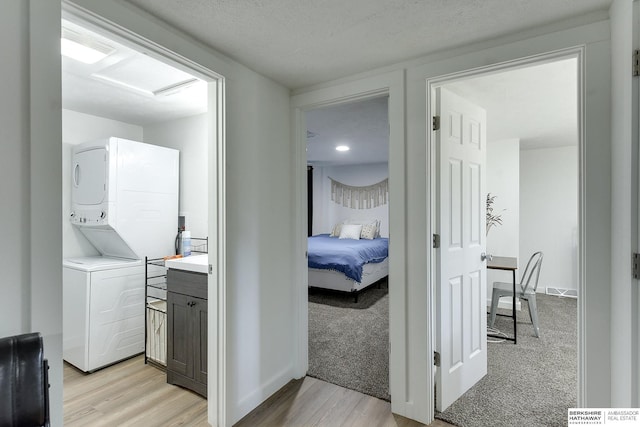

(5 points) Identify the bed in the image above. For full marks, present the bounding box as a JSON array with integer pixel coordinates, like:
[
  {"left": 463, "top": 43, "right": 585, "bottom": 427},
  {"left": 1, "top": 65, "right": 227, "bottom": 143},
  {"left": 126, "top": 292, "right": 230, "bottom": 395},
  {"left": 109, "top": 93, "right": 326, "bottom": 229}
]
[{"left": 307, "top": 233, "right": 389, "bottom": 301}]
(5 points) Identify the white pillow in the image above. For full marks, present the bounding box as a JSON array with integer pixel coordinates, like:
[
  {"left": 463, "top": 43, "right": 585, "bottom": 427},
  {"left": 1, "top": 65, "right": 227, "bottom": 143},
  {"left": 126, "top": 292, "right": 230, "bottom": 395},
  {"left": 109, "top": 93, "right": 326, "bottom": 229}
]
[{"left": 339, "top": 224, "right": 362, "bottom": 240}]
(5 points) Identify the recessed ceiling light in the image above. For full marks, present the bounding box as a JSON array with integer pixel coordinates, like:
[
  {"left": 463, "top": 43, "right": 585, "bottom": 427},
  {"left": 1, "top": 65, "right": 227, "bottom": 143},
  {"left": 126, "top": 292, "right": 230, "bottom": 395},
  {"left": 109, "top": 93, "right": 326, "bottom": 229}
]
[{"left": 336, "top": 145, "right": 350, "bottom": 152}]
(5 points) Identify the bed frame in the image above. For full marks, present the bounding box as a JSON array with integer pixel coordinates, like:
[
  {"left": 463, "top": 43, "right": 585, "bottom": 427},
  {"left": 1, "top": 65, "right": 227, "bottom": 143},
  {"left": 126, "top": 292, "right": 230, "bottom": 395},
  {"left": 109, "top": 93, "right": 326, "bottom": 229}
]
[{"left": 308, "top": 258, "right": 389, "bottom": 302}]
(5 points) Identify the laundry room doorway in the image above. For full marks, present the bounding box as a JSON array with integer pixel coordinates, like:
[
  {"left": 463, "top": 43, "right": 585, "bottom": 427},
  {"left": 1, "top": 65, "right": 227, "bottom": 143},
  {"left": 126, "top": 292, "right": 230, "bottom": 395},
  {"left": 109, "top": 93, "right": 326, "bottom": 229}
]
[{"left": 60, "top": 4, "right": 226, "bottom": 426}]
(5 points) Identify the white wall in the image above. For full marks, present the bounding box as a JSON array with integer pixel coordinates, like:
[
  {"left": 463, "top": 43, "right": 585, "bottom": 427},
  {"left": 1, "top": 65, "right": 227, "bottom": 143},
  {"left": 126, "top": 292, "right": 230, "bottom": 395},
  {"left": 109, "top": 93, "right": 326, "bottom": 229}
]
[
  {"left": 520, "top": 146, "right": 578, "bottom": 293},
  {"left": 1, "top": 0, "right": 30, "bottom": 342},
  {"left": 1, "top": 1, "right": 63, "bottom": 425},
  {"left": 224, "top": 78, "right": 291, "bottom": 424},
  {"left": 311, "top": 163, "right": 389, "bottom": 237},
  {"left": 61, "top": 109, "right": 143, "bottom": 145},
  {"left": 486, "top": 138, "right": 520, "bottom": 301},
  {"left": 144, "top": 114, "right": 208, "bottom": 239},
  {"left": 62, "top": 109, "right": 144, "bottom": 259}
]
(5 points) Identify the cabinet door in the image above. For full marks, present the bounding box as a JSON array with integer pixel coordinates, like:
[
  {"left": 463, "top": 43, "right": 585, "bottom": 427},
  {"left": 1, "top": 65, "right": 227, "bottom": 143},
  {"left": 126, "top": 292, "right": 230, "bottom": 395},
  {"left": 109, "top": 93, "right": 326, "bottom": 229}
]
[
  {"left": 167, "top": 292, "right": 192, "bottom": 378},
  {"left": 193, "top": 297, "right": 208, "bottom": 387}
]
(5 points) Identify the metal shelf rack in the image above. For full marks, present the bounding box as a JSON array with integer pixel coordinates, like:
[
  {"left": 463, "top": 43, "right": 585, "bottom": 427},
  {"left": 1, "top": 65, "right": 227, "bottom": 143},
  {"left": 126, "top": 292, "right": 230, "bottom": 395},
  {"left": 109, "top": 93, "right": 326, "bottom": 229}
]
[{"left": 144, "top": 236, "right": 208, "bottom": 369}]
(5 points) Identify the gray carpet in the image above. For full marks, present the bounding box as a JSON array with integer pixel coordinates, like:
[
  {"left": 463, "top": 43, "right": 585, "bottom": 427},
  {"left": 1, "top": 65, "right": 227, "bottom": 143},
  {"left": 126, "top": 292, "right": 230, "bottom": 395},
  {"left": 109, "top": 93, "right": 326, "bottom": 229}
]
[
  {"left": 307, "top": 281, "right": 390, "bottom": 401},
  {"left": 436, "top": 293, "right": 577, "bottom": 427}
]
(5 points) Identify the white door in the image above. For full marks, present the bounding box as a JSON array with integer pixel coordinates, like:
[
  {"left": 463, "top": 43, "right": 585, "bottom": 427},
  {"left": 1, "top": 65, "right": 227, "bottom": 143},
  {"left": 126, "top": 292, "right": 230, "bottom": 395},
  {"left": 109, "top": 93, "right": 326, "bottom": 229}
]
[{"left": 435, "top": 87, "right": 488, "bottom": 411}]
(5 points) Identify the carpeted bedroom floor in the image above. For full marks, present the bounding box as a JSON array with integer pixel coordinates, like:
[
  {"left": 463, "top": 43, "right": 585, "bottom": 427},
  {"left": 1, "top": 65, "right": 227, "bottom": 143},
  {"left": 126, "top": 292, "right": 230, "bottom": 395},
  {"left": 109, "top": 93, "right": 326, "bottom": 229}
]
[
  {"left": 307, "top": 280, "right": 390, "bottom": 401},
  {"left": 436, "top": 293, "right": 577, "bottom": 427},
  {"left": 308, "top": 284, "right": 577, "bottom": 427}
]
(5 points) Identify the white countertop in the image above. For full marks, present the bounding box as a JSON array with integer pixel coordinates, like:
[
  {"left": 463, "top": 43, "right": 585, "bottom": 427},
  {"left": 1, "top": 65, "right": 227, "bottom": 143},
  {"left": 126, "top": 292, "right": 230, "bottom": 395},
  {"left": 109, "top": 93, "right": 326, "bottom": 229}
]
[{"left": 165, "top": 254, "right": 209, "bottom": 274}]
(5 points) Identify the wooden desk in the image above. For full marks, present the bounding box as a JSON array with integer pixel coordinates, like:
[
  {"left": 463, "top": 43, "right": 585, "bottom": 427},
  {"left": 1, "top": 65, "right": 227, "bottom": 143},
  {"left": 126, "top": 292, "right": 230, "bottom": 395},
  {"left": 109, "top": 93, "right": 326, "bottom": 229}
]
[{"left": 487, "top": 256, "right": 518, "bottom": 344}]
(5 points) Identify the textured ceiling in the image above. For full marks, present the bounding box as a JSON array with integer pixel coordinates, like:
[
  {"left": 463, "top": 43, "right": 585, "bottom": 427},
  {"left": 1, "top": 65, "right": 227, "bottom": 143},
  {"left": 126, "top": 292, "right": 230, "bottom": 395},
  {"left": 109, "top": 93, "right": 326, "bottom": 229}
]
[
  {"left": 124, "top": 0, "right": 611, "bottom": 89},
  {"left": 306, "top": 96, "right": 389, "bottom": 166},
  {"left": 447, "top": 58, "right": 577, "bottom": 150},
  {"left": 62, "top": 19, "right": 207, "bottom": 126},
  {"left": 306, "top": 58, "right": 577, "bottom": 165}
]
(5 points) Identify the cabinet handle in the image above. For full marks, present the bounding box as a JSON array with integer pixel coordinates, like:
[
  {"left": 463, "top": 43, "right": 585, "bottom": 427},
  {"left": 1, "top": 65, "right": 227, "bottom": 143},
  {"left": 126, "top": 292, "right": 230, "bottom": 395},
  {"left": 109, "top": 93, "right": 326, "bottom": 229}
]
[{"left": 187, "top": 301, "right": 195, "bottom": 307}]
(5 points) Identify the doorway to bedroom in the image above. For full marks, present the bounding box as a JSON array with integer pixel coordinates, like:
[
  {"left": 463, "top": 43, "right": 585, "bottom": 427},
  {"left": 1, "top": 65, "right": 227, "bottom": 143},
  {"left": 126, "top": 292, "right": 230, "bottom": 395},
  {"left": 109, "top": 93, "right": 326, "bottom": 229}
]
[{"left": 304, "top": 95, "right": 391, "bottom": 401}]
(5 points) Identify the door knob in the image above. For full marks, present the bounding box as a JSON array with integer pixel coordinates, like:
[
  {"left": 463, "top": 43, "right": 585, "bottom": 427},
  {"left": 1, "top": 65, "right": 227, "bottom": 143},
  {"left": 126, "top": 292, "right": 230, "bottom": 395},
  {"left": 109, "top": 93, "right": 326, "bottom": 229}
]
[{"left": 481, "top": 252, "right": 493, "bottom": 261}]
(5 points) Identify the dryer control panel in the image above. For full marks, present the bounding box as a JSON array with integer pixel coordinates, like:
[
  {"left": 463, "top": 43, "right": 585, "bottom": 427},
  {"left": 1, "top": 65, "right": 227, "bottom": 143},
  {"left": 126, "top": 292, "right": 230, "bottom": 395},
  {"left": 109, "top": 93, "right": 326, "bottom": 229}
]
[{"left": 70, "top": 205, "right": 109, "bottom": 226}]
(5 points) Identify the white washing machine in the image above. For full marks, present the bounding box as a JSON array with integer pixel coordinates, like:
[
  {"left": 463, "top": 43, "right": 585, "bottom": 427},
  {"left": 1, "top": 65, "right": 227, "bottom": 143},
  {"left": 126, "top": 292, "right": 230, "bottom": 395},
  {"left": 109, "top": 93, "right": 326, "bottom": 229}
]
[{"left": 63, "top": 256, "right": 145, "bottom": 372}]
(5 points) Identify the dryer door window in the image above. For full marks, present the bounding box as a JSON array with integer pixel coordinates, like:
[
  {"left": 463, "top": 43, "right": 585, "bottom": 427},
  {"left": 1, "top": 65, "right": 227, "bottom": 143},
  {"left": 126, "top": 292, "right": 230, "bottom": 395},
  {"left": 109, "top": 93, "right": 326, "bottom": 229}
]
[{"left": 73, "top": 148, "right": 107, "bottom": 205}]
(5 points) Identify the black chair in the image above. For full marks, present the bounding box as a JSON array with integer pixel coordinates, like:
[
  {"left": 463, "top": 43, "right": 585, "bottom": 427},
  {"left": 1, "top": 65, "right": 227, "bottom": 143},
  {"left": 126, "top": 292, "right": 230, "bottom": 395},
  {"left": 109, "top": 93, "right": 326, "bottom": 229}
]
[{"left": 0, "top": 332, "right": 50, "bottom": 427}]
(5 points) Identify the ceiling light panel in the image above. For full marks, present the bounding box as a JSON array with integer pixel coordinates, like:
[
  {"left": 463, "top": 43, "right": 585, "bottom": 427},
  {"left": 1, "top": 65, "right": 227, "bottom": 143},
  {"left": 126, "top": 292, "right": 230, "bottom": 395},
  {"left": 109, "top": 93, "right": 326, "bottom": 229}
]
[
  {"left": 61, "top": 27, "right": 115, "bottom": 64},
  {"left": 91, "top": 55, "right": 201, "bottom": 96}
]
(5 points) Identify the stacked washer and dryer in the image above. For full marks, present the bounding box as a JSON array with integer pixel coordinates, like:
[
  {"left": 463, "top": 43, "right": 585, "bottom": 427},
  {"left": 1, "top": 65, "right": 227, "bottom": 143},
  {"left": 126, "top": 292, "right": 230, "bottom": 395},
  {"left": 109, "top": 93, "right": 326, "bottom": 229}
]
[{"left": 63, "top": 137, "right": 179, "bottom": 372}]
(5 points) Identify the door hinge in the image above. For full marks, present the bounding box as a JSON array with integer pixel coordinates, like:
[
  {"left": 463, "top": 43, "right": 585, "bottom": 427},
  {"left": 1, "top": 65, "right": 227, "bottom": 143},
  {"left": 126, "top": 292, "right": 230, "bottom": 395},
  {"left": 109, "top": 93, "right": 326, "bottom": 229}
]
[
  {"left": 432, "top": 115, "right": 440, "bottom": 131},
  {"left": 633, "top": 253, "right": 640, "bottom": 279},
  {"left": 634, "top": 50, "right": 640, "bottom": 77},
  {"left": 208, "top": 264, "right": 213, "bottom": 275},
  {"left": 433, "top": 233, "right": 440, "bottom": 249},
  {"left": 434, "top": 351, "right": 441, "bottom": 367}
]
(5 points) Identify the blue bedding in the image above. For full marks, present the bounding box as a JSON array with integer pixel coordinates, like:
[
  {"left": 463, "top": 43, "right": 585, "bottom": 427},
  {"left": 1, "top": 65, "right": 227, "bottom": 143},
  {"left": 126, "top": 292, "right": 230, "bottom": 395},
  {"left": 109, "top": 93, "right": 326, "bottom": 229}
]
[{"left": 308, "top": 234, "right": 389, "bottom": 282}]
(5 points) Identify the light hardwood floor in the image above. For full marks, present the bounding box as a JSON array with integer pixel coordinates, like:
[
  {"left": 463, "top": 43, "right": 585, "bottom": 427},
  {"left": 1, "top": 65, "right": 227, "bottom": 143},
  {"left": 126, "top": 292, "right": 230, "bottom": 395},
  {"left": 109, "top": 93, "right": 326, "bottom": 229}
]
[
  {"left": 64, "top": 355, "right": 453, "bottom": 427},
  {"left": 64, "top": 356, "right": 208, "bottom": 426}
]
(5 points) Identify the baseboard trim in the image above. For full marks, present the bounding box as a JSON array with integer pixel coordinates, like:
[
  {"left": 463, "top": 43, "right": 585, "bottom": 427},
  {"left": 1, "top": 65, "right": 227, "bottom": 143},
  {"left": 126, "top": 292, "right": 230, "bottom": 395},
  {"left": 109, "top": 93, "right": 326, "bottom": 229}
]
[{"left": 232, "top": 365, "right": 295, "bottom": 425}]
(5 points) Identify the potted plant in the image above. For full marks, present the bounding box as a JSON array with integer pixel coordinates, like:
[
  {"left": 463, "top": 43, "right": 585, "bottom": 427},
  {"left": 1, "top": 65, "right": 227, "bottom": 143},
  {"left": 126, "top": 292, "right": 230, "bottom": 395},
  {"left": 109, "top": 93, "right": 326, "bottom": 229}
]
[{"left": 486, "top": 193, "right": 504, "bottom": 235}]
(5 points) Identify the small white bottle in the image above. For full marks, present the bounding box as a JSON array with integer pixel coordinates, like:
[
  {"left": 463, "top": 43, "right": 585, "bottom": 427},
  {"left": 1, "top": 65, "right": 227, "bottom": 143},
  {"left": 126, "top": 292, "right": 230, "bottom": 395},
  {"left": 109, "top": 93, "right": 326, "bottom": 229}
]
[{"left": 181, "top": 231, "right": 191, "bottom": 257}]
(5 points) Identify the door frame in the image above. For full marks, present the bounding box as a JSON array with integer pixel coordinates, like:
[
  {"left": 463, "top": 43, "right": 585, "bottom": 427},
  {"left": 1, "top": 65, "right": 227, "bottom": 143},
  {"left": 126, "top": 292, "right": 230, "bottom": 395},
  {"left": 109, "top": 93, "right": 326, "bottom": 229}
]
[
  {"left": 290, "top": 70, "right": 416, "bottom": 417},
  {"left": 61, "top": 3, "right": 228, "bottom": 425},
  {"left": 426, "top": 46, "right": 585, "bottom": 414},
  {"left": 636, "top": 0, "right": 640, "bottom": 408}
]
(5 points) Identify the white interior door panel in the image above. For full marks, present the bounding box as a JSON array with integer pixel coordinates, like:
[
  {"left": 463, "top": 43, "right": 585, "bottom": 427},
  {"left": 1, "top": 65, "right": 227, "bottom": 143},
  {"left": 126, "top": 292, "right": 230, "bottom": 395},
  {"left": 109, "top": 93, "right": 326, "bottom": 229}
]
[{"left": 435, "top": 87, "right": 488, "bottom": 411}]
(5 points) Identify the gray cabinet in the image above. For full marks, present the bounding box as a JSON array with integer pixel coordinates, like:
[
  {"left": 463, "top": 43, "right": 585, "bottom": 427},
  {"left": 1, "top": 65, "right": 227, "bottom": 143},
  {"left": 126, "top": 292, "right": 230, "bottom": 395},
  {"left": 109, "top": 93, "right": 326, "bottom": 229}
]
[{"left": 167, "top": 268, "right": 207, "bottom": 397}]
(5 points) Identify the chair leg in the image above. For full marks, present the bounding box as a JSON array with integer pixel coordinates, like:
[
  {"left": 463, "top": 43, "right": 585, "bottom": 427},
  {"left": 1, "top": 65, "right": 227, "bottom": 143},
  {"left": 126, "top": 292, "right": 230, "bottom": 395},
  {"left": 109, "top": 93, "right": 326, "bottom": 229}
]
[
  {"left": 489, "top": 288, "right": 501, "bottom": 328},
  {"left": 527, "top": 294, "right": 540, "bottom": 338}
]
